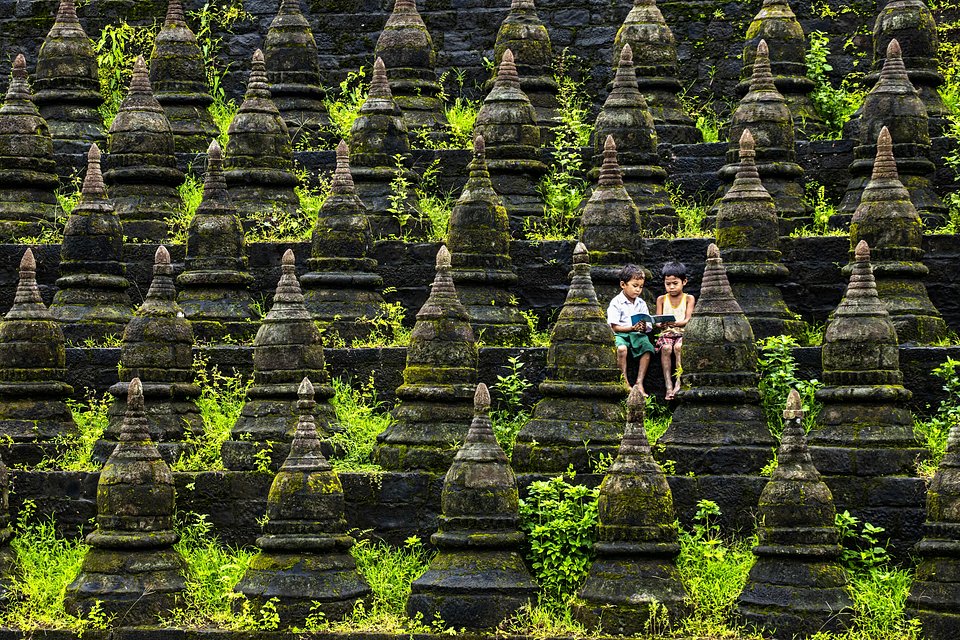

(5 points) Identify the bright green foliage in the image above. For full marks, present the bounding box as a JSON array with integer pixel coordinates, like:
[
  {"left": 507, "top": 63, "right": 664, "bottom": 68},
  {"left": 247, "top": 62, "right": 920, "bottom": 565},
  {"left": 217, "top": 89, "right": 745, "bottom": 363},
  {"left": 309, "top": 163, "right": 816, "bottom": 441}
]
[
  {"left": 805, "top": 31, "right": 865, "bottom": 140},
  {"left": 415, "top": 159, "right": 454, "bottom": 242},
  {"left": 168, "top": 172, "right": 204, "bottom": 244},
  {"left": 443, "top": 97, "right": 479, "bottom": 148},
  {"left": 244, "top": 171, "right": 331, "bottom": 244},
  {"left": 797, "top": 321, "right": 826, "bottom": 347},
  {"left": 644, "top": 396, "right": 673, "bottom": 443},
  {"left": 188, "top": 1, "right": 252, "bottom": 103},
  {"left": 663, "top": 182, "right": 710, "bottom": 238},
  {"left": 95, "top": 21, "right": 159, "bottom": 128},
  {"left": 499, "top": 602, "right": 590, "bottom": 637},
  {"left": 210, "top": 98, "right": 240, "bottom": 149},
  {"left": 791, "top": 182, "right": 847, "bottom": 237},
  {"left": 679, "top": 86, "right": 724, "bottom": 144},
  {"left": 757, "top": 335, "right": 822, "bottom": 437},
  {"left": 329, "top": 376, "right": 391, "bottom": 472},
  {"left": 519, "top": 472, "right": 599, "bottom": 608},
  {"left": 490, "top": 355, "right": 533, "bottom": 456},
  {"left": 350, "top": 301, "right": 412, "bottom": 348},
  {"left": 15, "top": 173, "right": 84, "bottom": 245},
  {"left": 325, "top": 67, "right": 368, "bottom": 144},
  {"left": 552, "top": 51, "right": 593, "bottom": 148},
  {"left": 676, "top": 500, "right": 756, "bottom": 637},
  {"left": 32, "top": 391, "right": 110, "bottom": 471},
  {"left": 351, "top": 536, "right": 434, "bottom": 617},
  {"left": 914, "top": 357, "right": 960, "bottom": 477}
]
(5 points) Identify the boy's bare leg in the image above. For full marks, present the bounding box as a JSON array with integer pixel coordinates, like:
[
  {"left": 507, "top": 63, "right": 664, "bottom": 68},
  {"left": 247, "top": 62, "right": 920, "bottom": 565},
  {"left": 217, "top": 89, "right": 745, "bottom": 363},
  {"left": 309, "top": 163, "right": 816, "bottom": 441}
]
[
  {"left": 660, "top": 343, "right": 674, "bottom": 399},
  {"left": 637, "top": 352, "right": 651, "bottom": 397},
  {"left": 617, "top": 345, "right": 630, "bottom": 390},
  {"left": 675, "top": 344, "right": 683, "bottom": 390}
]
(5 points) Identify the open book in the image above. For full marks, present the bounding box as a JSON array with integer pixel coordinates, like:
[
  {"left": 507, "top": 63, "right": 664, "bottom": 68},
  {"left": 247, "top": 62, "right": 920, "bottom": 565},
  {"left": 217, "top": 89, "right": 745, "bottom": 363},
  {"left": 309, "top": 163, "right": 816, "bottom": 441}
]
[{"left": 631, "top": 313, "right": 677, "bottom": 326}]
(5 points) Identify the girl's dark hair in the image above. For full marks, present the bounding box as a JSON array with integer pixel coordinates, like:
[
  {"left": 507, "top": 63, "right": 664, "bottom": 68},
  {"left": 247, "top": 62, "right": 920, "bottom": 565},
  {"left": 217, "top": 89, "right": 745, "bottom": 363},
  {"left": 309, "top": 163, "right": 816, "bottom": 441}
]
[
  {"left": 618, "top": 263, "right": 645, "bottom": 283},
  {"left": 662, "top": 261, "right": 688, "bottom": 280}
]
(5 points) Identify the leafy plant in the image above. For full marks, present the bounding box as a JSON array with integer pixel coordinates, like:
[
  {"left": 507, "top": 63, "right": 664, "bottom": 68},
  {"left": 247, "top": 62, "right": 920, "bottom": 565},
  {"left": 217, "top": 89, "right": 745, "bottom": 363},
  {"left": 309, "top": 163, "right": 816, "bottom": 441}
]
[
  {"left": 325, "top": 67, "right": 368, "bottom": 144},
  {"left": 663, "top": 182, "right": 711, "bottom": 238},
  {"left": 415, "top": 159, "right": 454, "bottom": 242},
  {"left": 519, "top": 472, "right": 599, "bottom": 608},
  {"left": 329, "top": 376, "right": 391, "bottom": 471},
  {"left": 349, "top": 536, "right": 434, "bottom": 618},
  {"left": 168, "top": 171, "right": 204, "bottom": 244},
  {"left": 757, "top": 335, "right": 822, "bottom": 437},
  {"left": 790, "top": 182, "right": 847, "bottom": 237},
  {"left": 806, "top": 31, "right": 866, "bottom": 139},
  {"left": 914, "top": 357, "right": 960, "bottom": 477},
  {"left": 490, "top": 355, "right": 533, "bottom": 455},
  {"left": 95, "top": 21, "right": 159, "bottom": 127},
  {"left": 351, "top": 301, "right": 412, "bottom": 348}
]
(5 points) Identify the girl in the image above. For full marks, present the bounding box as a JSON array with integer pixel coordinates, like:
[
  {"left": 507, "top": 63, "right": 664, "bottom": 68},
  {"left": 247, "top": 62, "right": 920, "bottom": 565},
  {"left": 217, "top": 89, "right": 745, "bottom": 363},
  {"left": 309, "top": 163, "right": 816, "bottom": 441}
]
[{"left": 656, "top": 261, "right": 695, "bottom": 400}]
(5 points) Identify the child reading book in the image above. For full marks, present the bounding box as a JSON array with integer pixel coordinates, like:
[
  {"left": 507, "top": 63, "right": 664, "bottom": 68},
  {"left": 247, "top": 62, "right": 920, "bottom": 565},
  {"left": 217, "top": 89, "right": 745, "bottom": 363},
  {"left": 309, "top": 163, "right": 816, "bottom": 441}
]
[
  {"left": 655, "top": 261, "right": 695, "bottom": 400},
  {"left": 607, "top": 264, "right": 655, "bottom": 395}
]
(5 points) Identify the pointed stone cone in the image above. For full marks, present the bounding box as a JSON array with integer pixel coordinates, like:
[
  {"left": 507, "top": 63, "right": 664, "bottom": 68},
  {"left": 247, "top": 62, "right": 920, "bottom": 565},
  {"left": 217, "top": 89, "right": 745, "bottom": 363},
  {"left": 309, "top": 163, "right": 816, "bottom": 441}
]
[
  {"left": 348, "top": 57, "right": 419, "bottom": 239},
  {"left": 513, "top": 243, "right": 627, "bottom": 473},
  {"left": 810, "top": 239, "right": 921, "bottom": 478},
  {"left": 149, "top": 0, "right": 217, "bottom": 153},
  {"left": 580, "top": 136, "right": 644, "bottom": 281},
  {"left": 97, "top": 246, "right": 202, "bottom": 466},
  {"left": 34, "top": 0, "right": 105, "bottom": 157},
  {"left": 66, "top": 377, "right": 187, "bottom": 624},
  {"left": 474, "top": 49, "right": 547, "bottom": 233},
  {"left": 233, "top": 376, "right": 371, "bottom": 626},
  {"left": 375, "top": 245, "right": 478, "bottom": 472},
  {"left": 657, "top": 244, "right": 775, "bottom": 496},
  {"left": 225, "top": 49, "right": 299, "bottom": 226},
  {"left": 574, "top": 384, "right": 688, "bottom": 633},
  {"left": 868, "top": 0, "right": 949, "bottom": 136},
  {"left": 52, "top": 143, "right": 133, "bottom": 341},
  {"left": 738, "top": 0, "right": 825, "bottom": 138},
  {"left": 906, "top": 417, "right": 960, "bottom": 638},
  {"left": 489, "top": 0, "right": 560, "bottom": 139},
  {"left": 104, "top": 56, "right": 183, "bottom": 242},
  {"left": 0, "top": 249, "right": 77, "bottom": 466},
  {"left": 177, "top": 139, "right": 255, "bottom": 341},
  {"left": 0, "top": 54, "right": 58, "bottom": 241},
  {"left": 716, "top": 128, "right": 802, "bottom": 340},
  {"left": 264, "top": 0, "right": 332, "bottom": 145},
  {"left": 407, "top": 383, "right": 537, "bottom": 630},
  {"left": 223, "top": 249, "right": 338, "bottom": 472},
  {"left": 849, "top": 126, "right": 947, "bottom": 344},
  {"left": 592, "top": 43, "right": 676, "bottom": 235},
  {"left": 837, "top": 39, "right": 944, "bottom": 229},
  {"left": 716, "top": 39, "right": 809, "bottom": 235},
  {"left": 447, "top": 135, "right": 530, "bottom": 345},
  {"left": 375, "top": 0, "right": 448, "bottom": 139},
  {"left": 612, "top": 0, "right": 701, "bottom": 144},
  {"left": 737, "top": 389, "right": 852, "bottom": 638},
  {"left": 302, "top": 140, "right": 384, "bottom": 343}
]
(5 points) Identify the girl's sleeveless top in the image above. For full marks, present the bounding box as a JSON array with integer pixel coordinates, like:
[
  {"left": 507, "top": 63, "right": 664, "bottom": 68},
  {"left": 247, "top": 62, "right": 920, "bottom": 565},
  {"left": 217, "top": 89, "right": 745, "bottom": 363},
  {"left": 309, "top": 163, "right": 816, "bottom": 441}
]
[{"left": 662, "top": 293, "right": 689, "bottom": 334}]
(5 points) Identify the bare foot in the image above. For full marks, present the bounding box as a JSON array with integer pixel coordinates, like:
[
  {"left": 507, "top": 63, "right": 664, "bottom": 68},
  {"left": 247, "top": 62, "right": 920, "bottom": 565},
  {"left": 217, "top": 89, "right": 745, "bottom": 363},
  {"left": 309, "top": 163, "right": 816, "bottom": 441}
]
[
  {"left": 623, "top": 380, "right": 633, "bottom": 392},
  {"left": 638, "top": 387, "right": 648, "bottom": 398},
  {"left": 664, "top": 386, "right": 675, "bottom": 401}
]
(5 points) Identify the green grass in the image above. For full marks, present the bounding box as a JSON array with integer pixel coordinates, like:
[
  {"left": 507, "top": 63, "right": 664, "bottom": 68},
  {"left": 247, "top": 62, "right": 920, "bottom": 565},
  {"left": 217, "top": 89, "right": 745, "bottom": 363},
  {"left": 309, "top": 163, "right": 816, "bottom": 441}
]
[
  {"left": 329, "top": 377, "right": 391, "bottom": 472},
  {"left": 32, "top": 392, "right": 110, "bottom": 472}
]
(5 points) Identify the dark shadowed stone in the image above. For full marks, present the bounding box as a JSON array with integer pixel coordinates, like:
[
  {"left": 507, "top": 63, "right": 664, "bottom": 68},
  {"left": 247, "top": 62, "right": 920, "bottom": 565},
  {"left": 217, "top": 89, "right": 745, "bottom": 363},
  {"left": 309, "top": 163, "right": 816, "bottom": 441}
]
[
  {"left": 447, "top": 135, "right": 529, "bottom": 346},
  {"left": 103, "top": 56, "right": 184, "bottom": 242},
  {"left": 848, "top": 127, "right": 947, "bottom": 345},
  {"left": 580, "top": 136, "right": 646, "bottom": 299},
  {"left": 149, "top": 0, "right": 217, "bottom": 154},
  {"left": 375, "top": 0, "right": 448, "bottom": 142},
  {"left": 407, "top": 383, "right": 537, "bottom": 629},
  {"left": 375, "top": 246, "right": 478, "bottom": 471},
  {"left": 737, "top": 0, "right": 824, "bottom": 139},
  {"left": 225, "top": 49, "right": 299, "bottom": 227},
  {"left": 573, "top": 386, "right": 687, "bottom": 633},
  {"left": 736, "top": 390, "right": 852, "bottom": 639},
  {"left": 657, "top": 244, "right": 775, "bottom": 476},
  {"left": 612, "top": 0, "right": 701, "bottom": 145},
  {"left": 348, "top": 57, "right": 421, "bottom": 239},
  {"left": 0, "top": 249, "right": 76, "bottom": 467},
  {"left": 869, "top": 0, "right": 949, "bottom": 137},
  {"left": 810, "top": 240, "right": 923, "bottom": 476},
  {"left": 489, "top": 0, "right": 560, "bottom": 141},
  {"left": 233, "top": 377, "right": 370, "bottom": 626},
  {"left": 713, "top": 40, "right": 809, "bottom": 235},
  {"left": 96, "top": 246, "right": 202, "bottom": 466},
  {"left": 716, "top": 129, "right": 802, "bottom": 340},
  {"left": 264, "top": 0, "right": 332, "bottom": 147},
  {"left": 33, "top": 0, "right": 105, "bottom": 157},
  {"left": 65, "top": 378, "right": 187, "bottom": 624},
  {"left": 474, "top": 49, "right": 547, "bottom": 234},
  {"left": 177, "top": 140, "right": 255, "bottom": 342},
  {"left": 302, "top": 141, "right": 384, "bottom": 344},
  {"left": 906, "top": 418, "right": 960, "bottom": 638},
  {"left": 512, "top": 243, "right": 626, "bottom": 473},
  {"left": 0, "top": 54, "right": 57, "bottom": 241},
  {"left": 50, "top": 144, "right": 133, "bottom": 343},
  {"left": 223, "top": 249, "right": 337, "bottom": 472},
  {"left": 592, "top": 45, "right": 675, "bottom": 236},
  {"left": 836, "top": 40, "right": 944, "bottom": 230}
]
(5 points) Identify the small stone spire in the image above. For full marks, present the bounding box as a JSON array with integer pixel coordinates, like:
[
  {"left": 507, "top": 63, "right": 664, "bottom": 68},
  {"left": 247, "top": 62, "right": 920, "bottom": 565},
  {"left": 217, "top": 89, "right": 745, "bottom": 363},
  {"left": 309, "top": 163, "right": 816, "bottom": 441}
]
[
  {"left": 65, "top": 376, "right": 187, "bottom": 624},
  {"left": 164, "top": 0, "right": 186, "bottom": 25},
  {"left": 513, "top": 242, "right": 627, "bottom": 473},
  {"left": 81, "top": 143, "right": 105, "bottom": 198},
  {"left": 5, "top": 55, "right": 31, "bottom": 105},
  {"left": 495, "top": 49, "right": 521, "bottom": 91},
  {"left": 749, "top": 40, "right": 777, "bottom": 92},
  {"left": 56, "top": 0, "right": 79, "bottom": 24},
  {"left": 130, "top": 56, "right": 152, "bottom": 94},
  {"left": 223, "top": 249, "right": 338, "bottom": 472},
  {"left": 374, "top": 245, "right": 478, "bottom": 471},
  {"left": 10, "top": 249, "right": 45, "bottom": 317},
  {"left": 407, "top": 382, "right": 537, "bottom": 629},
  {"left": 369, "top": 57, "right": 393, "bottom": 100},
  {"left": 849, "top": 127, "right": 947, "bottom": 344},
  {"left": 598, "top": 136, "right": 624, "bottom": 188},
  {"left": 737, "top": 388, "right": 851, "bottom": 637},
  {"left": 447, "top": 134, "right": 528, "bottom": 344},
  {"left": 574, "top": 384, "right": 687, "bottom": 633},
  {"left": 332, "top": 140, "right": 355, "bottom": 194}
]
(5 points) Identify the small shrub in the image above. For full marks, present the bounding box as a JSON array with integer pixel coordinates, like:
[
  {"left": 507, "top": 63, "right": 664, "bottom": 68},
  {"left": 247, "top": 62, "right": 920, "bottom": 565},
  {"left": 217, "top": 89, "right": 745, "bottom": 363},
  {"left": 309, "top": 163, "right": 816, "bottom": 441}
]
[
  {"left": 806, "top": 31, "right": 865, "bottom": 139},
  {"left": 350, "top": 536, "right": 434, "bottom": 617},
  {"left": 329, "top": 376, "right": 391, "bottom": 471},
  {"left": 490, "top": 355, "right": 533, "bottom": 456},
  {"left": 664, "top": 182, "right": 711, "bottom": 239},
  {"left": 96, "top": 21, "right": 159, "bottom": 127},
  {"left": 168, "top": 172, "right": 204, "bottom": 244},
  {"left": 351, "top": 301, "right": 412, "bottom": 348},
  {"left": 757, "top": 335, "right": 822, "bottom": 437},
  {"left": 914, "top": 356, "right": 960, "bottom": 477},
  {"left": 325, "top": 67, "right": 368, "bottom": 144}
]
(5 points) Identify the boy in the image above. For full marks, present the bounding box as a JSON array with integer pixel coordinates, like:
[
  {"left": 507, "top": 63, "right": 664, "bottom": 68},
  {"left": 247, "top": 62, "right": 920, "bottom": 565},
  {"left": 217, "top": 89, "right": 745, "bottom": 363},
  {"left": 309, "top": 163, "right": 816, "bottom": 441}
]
[
  {"left": 656, "top": 261, "right": 695, "bottom": 400},
  {"left": 607, "top": 264, "right": 655, "bottom": 395}
]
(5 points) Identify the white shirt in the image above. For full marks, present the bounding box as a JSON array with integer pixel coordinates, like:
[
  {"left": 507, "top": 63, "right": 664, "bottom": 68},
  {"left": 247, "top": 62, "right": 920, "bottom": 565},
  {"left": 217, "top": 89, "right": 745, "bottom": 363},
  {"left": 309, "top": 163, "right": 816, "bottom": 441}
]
[{"left": 607, "top": 291, "right": 651, "bottom": 332}]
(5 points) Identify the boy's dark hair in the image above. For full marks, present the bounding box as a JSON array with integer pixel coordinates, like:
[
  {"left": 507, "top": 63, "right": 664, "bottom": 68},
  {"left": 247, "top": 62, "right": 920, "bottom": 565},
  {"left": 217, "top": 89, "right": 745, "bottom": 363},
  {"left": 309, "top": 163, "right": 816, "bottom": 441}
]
[
  {"left": 662, "top": 261, "right": 688, "bottom": 280},
  {"left": 618, "top": 264, "right": 645, "bottom": 283}
]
